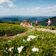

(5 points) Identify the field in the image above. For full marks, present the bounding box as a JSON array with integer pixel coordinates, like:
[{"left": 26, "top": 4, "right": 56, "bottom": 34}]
[
  {"left": 0, "top": 23, "right": 56, "bottom": 56},
  {"left": 33, "top": 24, "right": 56, "bottom": 30},
  {"left": 0, "top": 23, "right": 28, "bottom": 36},
  {"left": 0, "top": 29, "right": 56, "bottom": 56}
]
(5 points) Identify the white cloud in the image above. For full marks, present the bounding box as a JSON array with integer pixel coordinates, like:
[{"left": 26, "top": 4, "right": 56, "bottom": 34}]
[
  {"left": 0, "top": 0, "right": 12, "bottom": 4},
  {"left": 0, "top": 5, "right": 56, "bottom": 16},
  {"left": 35, "top": 7, "right": 40, "bottom": 10},
  {"left": 8, "top": 3, "right": 15, "bottom": 7},
  {"left": 19, "top": 5, "right": 56, "bottom": 16},
  {"left": 21, "top": 8, "right": 25, "bottom": 11},
  {"left": 0, "top": 6, "right": 4, "bottom": 10},
  {"left": 0, "top": 6, "right": 3, "bottom": 8},
  {"left": 0, "top": 0, "right": 15, "bottom": 7}
]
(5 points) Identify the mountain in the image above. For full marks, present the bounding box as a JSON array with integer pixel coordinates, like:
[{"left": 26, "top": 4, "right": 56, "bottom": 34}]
[
  {"left": 0, "top": 16, "right": 56, "bottom": 26},
  {"left": 39, "top": 16, "right": 56, "bottom": 26},
  {"left": 0, "top": 18, "right": 19, "bottom": 22},
  {"left": 0, "top": 16, "right": 52, "bottom": 23},
  {"left": 27, "top": 17, "right": 37, "bottom": 23},
  {"left": 0, "top": 16, "right": 20, "bottom": 22},
  {"left": 27, "top": 16, "right": 50, "bottom": 23},
  {"left": 0, "top": 16, "right": 32, "bottom": 22}
]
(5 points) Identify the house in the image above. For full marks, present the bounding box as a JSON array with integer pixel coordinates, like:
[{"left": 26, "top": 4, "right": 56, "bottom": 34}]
[{"left": 21, "top": 20, "right": 32, "bottom": 26}]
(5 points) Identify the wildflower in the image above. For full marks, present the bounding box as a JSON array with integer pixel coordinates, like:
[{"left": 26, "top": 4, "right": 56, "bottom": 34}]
[
  {"left": 6, "top": 47, "right": 8, "bottom": 50},
  {"left": 9, "top": 47, "right": 14, "bottom": 51},
  {"left": 8, "top": 40, "right": 11, "bottom": 42},
  {"left": 17, "top": 46, "right": 24, "bottom": 53},
  {"left": 23, "top": 39, "right": 26, "bottom": 42},
  {"left": 4, "top": 50, "right": 6, "bottom": 52},
  {"left": 32, "top": 47, "right": 39, "bottom": 52},
  {"left": 54, "top": 46, "right": 56, "bottom": 49},
  {"left": 27, "top": 35, "right": 36, "bottom": 41}
]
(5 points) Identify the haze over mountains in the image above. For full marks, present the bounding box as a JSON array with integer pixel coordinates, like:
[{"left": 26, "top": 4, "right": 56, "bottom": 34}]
[
  {"left": 0, "top": 16, "right": 51, "bottom": 22},
  {"left": 0, "top": 16, "right": 56, "bottom": 26}
]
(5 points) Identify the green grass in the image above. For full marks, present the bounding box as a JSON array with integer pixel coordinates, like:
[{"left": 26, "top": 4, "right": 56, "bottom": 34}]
[
  {"left": 0, "top": 23, "right": 28, "bottom": 36},
  {"left": 0, "top": 30, "right": 56, "bottom": 56},
  {"left": 34, "top": 25, "right": 56, "bottom": 30}
]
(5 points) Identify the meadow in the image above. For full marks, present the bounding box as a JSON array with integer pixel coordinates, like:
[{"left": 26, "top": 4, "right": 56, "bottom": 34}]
[
  {"left": 0, "top": 23, "right": 28, "bottom": 36},
  {"left": 0, "top": 29, "right": 56, "bottom": 56},
  {"left": 0, "top": 22, "right": 56, "bottom": 56},
  {"left": 33, "top": 24, "right": 56, "bottom": 30}
]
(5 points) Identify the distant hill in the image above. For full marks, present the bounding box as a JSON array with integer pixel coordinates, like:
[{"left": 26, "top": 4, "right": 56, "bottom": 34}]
[
  {"left": 0, "top": 16, "right": 32, "bottom": 22},
  {"left": 0, "top": 16, "right": 56, "bottom": 26},
  {"left": 0, "top": 16, "right": 53, "bottom": 23},
  {"left": 39, "top": 16, "right": 56, "bottom": 26},
  {"left": 0, "top": 17, "right": 20, "bottom": 22},
  {"left": 27, "top": 17, "right": 37, "bottom": 23},
  {"left": 27, "top": 16, "right": 50, "bottom": 23}
]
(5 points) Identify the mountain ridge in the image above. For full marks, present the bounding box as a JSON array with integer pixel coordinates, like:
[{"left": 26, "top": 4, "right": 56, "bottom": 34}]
[
  {"left": 39, "top": 16, "right": 56, "bottom": 26},
  {"left": 0, "top": 16, "right": 56, "bottom": 26}
]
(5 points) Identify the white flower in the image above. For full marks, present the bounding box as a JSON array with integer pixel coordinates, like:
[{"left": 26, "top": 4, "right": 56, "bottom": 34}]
[
  {"left": 8, "top": 40, "right": 11, "bottom": 42},
  {"left": 32, "top": 47, "right": 39, "bottom": 52},
  {"left": 9, "top": 47, "right": 14, "bottom": 51},
  {"left": 17, "top": 46, "right": 24, "bottom": 53},
  {"left": 27, "top": 35, "right": 36, "bottom": 41},
  {"left": 23, "top": 39, "right": 26, "bottom": 42},
  {"left": 4, "top": 50, "right": 6, "bottom": 52},
  {"left": 6, "top": 47, "right": 8, "bottom": 49},
  {"left": 54, "top": 46, "right": 56, "bottom": 48}
]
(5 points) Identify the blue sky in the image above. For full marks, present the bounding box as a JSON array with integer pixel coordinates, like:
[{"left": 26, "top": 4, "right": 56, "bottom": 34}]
[{"left": 0, "top": 0, "right": 56, "bottom": 16}]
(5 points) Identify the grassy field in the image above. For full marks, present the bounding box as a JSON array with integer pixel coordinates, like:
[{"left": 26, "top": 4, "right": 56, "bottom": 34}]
[
  {"left": 0, "top": 30, "right": 56, "bottom": 56},
  {"left": 33, "top": 25, "right": 56, "bottom": 30},
  {"left": 0, "top": 23, "right": 28, "bottom": 36}
]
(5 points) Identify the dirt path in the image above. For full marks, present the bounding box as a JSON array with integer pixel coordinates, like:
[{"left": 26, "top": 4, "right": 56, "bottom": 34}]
[
  {"left": 36, "top": 28, "right": 56, "bottom": 33},
  {"left": 1, "top": 27, "right": 56, "bottom": 39},
  {"left": 1, "top": 29, "right": 32, "bottom": 39}
]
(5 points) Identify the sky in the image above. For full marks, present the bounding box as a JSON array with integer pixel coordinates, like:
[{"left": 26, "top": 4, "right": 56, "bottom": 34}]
[{"left": 0, "top": 0, "right": 56, "bottom": 16}]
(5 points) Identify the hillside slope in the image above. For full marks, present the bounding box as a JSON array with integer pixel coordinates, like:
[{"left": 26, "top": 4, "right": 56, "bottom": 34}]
[{"left": 39, "top": 16, "right": 56, "bottom": 26}]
